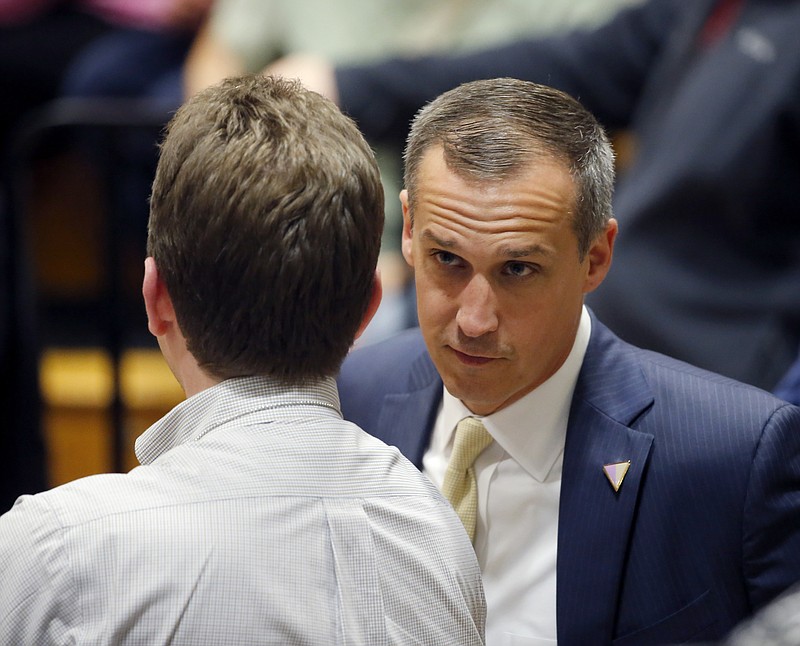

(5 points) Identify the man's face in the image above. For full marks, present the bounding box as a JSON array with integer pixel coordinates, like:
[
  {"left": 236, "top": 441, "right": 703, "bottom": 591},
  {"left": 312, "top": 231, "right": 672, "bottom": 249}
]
[{"left": 401, "top": 147, "right": 615, "bottom": 416}]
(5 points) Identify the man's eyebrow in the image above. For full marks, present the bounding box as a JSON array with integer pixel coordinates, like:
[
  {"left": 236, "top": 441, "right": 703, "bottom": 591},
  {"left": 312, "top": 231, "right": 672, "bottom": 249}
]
[
  {"left": 421, "top": 229, "right": 457, "bottom": 248},
  {"left": 421, "top": 229, "right": 552, "bottom": 258},
  {"left": 499, "top": 244, "right": 552, "bottom": 259}
]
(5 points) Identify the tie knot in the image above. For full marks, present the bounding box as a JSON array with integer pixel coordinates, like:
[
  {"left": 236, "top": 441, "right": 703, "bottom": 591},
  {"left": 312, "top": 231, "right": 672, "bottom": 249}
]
[{"left": 449, "top": 417, "right": 493, "bottom": 471}]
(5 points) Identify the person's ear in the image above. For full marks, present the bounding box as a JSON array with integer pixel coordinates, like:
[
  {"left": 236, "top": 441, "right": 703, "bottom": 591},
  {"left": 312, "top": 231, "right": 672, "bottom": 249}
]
[
  {"left": 400, "top": 189, "right": 414, "bottom": 268},
  {"left": 583, "top": 218, "right": 618, "bottom": 294},
  {"left": 142, "top": 257, "right": 176, "bottom": 337},
  {"left": 354, "top": 271, "right": 383, "bottom": 341}
]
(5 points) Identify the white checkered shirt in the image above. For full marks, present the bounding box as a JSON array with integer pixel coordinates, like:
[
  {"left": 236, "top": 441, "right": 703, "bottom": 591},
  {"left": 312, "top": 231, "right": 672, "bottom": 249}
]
[{"left": 0, "top": 376, "right": 485, "bottom": 645}]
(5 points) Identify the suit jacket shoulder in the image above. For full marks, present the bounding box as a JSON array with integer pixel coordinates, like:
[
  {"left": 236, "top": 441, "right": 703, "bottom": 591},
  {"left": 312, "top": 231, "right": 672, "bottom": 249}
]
[{"left": 338, "top": 329, "right": 442, "bottom": 465}]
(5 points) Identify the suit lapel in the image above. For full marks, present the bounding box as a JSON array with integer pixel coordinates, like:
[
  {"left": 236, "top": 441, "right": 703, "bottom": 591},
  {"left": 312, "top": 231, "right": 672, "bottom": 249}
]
[
  {"left": 557, "top": 318, "right": 655, "bottom": 644},
  {"left": 377, "top": 350, "right": 442, "bottom": 468}
]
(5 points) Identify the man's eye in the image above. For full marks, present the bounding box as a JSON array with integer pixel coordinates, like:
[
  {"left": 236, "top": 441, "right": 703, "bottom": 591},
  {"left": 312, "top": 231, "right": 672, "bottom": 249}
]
[
  {"left": 503, "top": 262, "right": 536, "bottom": 277},
  {"left": 433, "top": 251, "right": 460, "bottom": 266}
]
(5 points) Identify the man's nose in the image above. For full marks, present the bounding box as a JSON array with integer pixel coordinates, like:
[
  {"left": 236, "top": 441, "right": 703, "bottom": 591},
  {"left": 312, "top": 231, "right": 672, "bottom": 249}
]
[{"left": 455, "top": 274, "right": 499, "bottom": 338}]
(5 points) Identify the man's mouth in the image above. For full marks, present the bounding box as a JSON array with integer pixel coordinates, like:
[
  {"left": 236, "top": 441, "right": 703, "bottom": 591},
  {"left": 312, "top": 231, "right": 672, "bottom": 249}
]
[{"left": 451, "top": 348, "right": 496, "bottom": 366}]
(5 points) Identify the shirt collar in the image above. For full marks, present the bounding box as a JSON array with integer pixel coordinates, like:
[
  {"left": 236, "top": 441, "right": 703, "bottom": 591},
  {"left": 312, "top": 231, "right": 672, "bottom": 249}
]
[
  {"left": 135, "top": 375, "right": 341, "bottom": 465},
  {"left": 440, "top": 306, "right": 592, "bottom": 482}
]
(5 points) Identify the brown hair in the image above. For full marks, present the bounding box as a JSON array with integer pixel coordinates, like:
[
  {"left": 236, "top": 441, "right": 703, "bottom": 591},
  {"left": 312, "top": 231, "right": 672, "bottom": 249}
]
[
  {"left": 404, "top": 78, "right": 614, "bottom": 258},
  {"left": 148, "top": 75, "right": 384, "bottom": 382}
]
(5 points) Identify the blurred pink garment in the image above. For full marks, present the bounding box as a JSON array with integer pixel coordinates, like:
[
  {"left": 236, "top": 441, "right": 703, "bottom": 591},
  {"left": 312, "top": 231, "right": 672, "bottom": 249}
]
[
  {"left": 80, "top": 0, "right": 211, "bottom": 30},
  {"left": 77, "top": 0, "right": 177, "bottom": 29},
  {"left": 0, "top": 0, "right": 54, "bottom": 24},
  {"left": 0, "top": 0, "right": 206, "bottom": 30}
]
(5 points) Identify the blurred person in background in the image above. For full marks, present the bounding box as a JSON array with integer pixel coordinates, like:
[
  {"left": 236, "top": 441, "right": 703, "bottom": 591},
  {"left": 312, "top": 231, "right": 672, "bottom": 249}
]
[
  {"left": 722, "top": 581, "right": 800, "bottom": 646},
  {"left": 0, "top": 0, "right": 210, "bottom": 511},
  {"left": 0, "top": 0, "right": 209, "bottom": 158},
  {"left": 270, "top": 0, "right": 800, "bottom": 392}
]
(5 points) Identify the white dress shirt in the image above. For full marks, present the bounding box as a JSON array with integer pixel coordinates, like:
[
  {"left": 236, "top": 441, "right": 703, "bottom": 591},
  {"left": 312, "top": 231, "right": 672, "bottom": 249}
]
[
  {"left": 424, "top": 307, "right": 592, "bottom": 645},
  {"left": 0, "top": 376, "right": 485, "bottom": 645}
]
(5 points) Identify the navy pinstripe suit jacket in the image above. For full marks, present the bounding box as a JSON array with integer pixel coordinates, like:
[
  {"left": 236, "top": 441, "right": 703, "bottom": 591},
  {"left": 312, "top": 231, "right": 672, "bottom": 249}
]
[{"left": 337, "top": 312, "right": 800, "bottom": 645}]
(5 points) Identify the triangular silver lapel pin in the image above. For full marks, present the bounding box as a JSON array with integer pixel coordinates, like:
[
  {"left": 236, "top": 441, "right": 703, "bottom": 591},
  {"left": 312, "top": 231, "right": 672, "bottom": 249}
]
[{"left": 603, "top": 460, "right": 631, "bottom": 493}]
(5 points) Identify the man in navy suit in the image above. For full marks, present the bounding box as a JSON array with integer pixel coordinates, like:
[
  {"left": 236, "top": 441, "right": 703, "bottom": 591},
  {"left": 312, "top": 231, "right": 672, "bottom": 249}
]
[{"left": 337, "top": 78, "right": 800, "bottom": 645}]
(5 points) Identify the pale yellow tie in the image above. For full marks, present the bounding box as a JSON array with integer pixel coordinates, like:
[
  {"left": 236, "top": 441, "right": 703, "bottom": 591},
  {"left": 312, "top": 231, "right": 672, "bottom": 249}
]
[{"left": 441, "top": 417, "right": 493, "bottom": 542}]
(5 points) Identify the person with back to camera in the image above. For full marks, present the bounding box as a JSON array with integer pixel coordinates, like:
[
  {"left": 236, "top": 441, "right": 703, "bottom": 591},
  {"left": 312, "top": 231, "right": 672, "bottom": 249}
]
[
  {"left": 336, "top": 77, "right": 800, "bottom": 645},
  {"left": 0, "top": 74, "right": 485, "bottom": 645}
]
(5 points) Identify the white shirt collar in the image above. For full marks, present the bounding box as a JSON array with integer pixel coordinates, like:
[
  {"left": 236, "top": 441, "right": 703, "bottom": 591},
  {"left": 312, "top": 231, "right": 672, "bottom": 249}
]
[
  {"left": 135, "top": 375, "right": 341, "bottom": 465},
  {"left": 438, "top": 306, "right": 591, "bottom": 482}
]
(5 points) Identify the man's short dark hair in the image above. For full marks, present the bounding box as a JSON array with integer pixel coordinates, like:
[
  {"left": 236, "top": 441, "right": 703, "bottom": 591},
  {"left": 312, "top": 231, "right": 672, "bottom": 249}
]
[
  {"left": 404, "top": 78, "right": 615, "bottom": 258},
  {"left": 148, "top": 75, "right": 384, "bottom": 382}
]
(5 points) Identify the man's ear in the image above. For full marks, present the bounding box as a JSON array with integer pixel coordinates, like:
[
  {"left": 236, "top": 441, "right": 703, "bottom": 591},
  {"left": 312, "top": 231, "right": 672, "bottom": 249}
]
[
  {"left": 400, "top": 189, "right": 414, "bottom": 268},
  {"left": 583, "top": 218, "right": 618, "bottom": 294},
  {"left": 142, "top": 257, "right": 176, "bottom": 337},
  {"left": 354, "top": 271, "right": 383, "bottom": 341}
]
